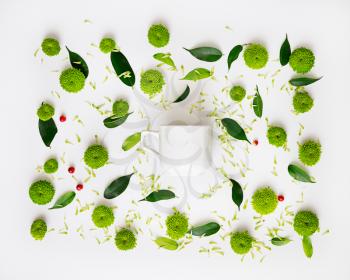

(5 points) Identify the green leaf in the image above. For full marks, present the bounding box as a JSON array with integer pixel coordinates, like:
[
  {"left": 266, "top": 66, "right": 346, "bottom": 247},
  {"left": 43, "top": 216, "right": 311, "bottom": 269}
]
[
  {"left": 227, "top": 45, "right": 243, "bottom": 70},
  {"left": 230, "top": 179, "right": 243, "bottom": 210},
  {"left": 139, "top": 190, "right": 176, "bottom": 202},
  {"left": 289, "top": 77, "right": 322, "bottom": 87},
  {"left": 221, "top": 118, "right": 250, "bottom": 143},
  {"left": 154, "top": 237, "right": 178, "bottom": 250},
  {"left": 110, "top": 50, "right": 135, "bottom": 87},
  {"left": 302, "top": 236, "right": 313, "bottom": 258},
  {"left": 279, "top": 34, "right": 291, "bottom": 66},
  {"left": 271, "top": 237, "right": 291, "bottom": 246},
  {"left": 122, "top": 132, "right": 141, "bottom": 151},
  {"left": 173, "top": 85, "right": 190, "bottom": 103},
  {"left": 184, "top": 47, "right": 222, "bottom": 62},
  {"left": 153, "top": 53, "right": 176, "bottom": 69},
  {"left": 38, "top": 118, "right": 57, "bottom": 147},
  {"left": 189, "top": 222, "right": 220, "bottom": 237},
  {"left": 253, "top": 85, "right": 263, "bottom": 118},
  {"left": 103, "top": 112, "right": 132, "bottom": 129},
  {"left": 49, "top": 191, "right": 76, "bottom": 210},
  {"left": 66, "top": 47, "right": 89, "bottom": 78},
  {"left": 181, "top": 68, "right": 212, "bottom": 81},
  {"left": 288, "top": 164, "right": 316, "bottom": 183},
  {"left": 104, "top": 173, "right": 134, "bottom": 199}
]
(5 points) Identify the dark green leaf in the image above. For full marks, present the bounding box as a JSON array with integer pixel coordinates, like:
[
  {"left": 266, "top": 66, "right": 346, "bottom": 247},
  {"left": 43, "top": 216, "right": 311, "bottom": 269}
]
[
  {"left": 49, "top": 191, "right": 76, "bottom": 210},
  {"left": 289, "top": 77, "right": 322, "bottom": 87},
  {"left": 221, "top": 118, "right": 250, "bottom": 143},
  {"left": 184, "top": 47, "right": 222, "bottom": 62},
  {"left": 104, "top": 173, "right": 134, "bottom": 199},
  {"left": 288, "top": 164, "right": 315, "bottom": 183},
  {"left": 230, "top": 179, "right": 243, "bottom": 210},
  {"left": 271, "top": 237, "right": 291, "bottom": 246},
  {"left": 154, "top": 237, "right": 178, "bottom": 250},
  {"left": 66, "top": 47, "right": 89, "bottom": 78},
  {"left": 302, "top": 236, "right": 313, "bottom": 258},
  {"left": 103, "top": 112, "right": 132, "bottom": 129},
  {"left": 122, "top": 132, "right": 141, "bottom": 151},
  {"left": 139, "top": 190, "right": 176, "bottom": 202},
  {"left": 181, "top": 68, "right": 212, "bottom": 81},
  {"left": 227, "top": 45, "right": 243, "bottom": 70},
  {"left": 173, "top": 85, "right": 190, "bottom": 103},
  {"left": 38, "top": 118, "right": 57, "bottom": 147},
  {"left": 279, "top": 35, "right": 291, "bottom": 66},
  {"left": 153, "top": 53, "right": 176, "bottom": 69},
  {"left": 110, "top": 50, "right": 135, "bottom": 87},
  {"left": 253, "top": 85, "right": 263, "bottom": 118},
  {"left": 189, "top": 222, "right": 220, "bottom": 237}
]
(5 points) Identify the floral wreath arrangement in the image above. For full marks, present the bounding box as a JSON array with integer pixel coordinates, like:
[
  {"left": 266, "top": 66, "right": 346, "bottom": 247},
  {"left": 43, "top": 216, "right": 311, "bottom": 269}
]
[{"left": 30, "top": 21, "right": 327, "bottom": 260}]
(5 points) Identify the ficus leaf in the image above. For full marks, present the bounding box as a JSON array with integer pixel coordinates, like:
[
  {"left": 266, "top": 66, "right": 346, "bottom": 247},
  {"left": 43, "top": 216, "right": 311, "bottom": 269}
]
[
  {"left": 173, "top": 85, "right": 190, "bottom": 103},
  {"left": 230, "top": 179, "right": 243, "bottom": 210},
  {"left": 221, "top": 118, "right": 250, "bottom": 143},
  {"left": 122, "top": 132, "right": 141, "bottom": 151},
  {"left": 103, "top": 112, "right": 132, "bottom": 129},
  {"left": 66, "top": 47, "right": 89, "bottom": 78},
  {"left": 49, "top": 191, "right": 76, "bottom": 210},
  {"left": 139, "top": 190, "right": 176, "bottom": 202},
  {"left": 189, "top": 222, "right": 220, "bottom": 237},
  {"left": 38, "top": 118, "right": 57, "bottom": 147},
  {"left": 153, "top": 53, "right": 176, "bottom": 69},
  {"left": 184, "top": 47, "right": 222, "bottom": 62},
  {"left": 253, "top": 85, "right": 263, "bottom": 118},
  {"left": 181, "top": 68, "right": 212, "bottom": 81},
  {"left": 110, "top": 50, "right": 135, "bottom": 87},
  {"left": 227, "top": 44, "right": 243, "bottom": 70},
  {"left": 279, "top": 34, "right": 291, "bottom": 66},
  {"left": 288, "top": 164, "right": 315, "bottom": 183},
  {"left": 302, "top": 236, "right": 313, "bottom": 258},
  {"left": 104, "top": 173, "right": 134, "bottom": 199},
  {"left": 289, "top": 77, "right": 322, "bottom": 87},
  {"left": 154, "top": 237, "right": 178, "bottom": 250},
  {"left": 271, "top": 237, "right": 291, "bottom": 246}
]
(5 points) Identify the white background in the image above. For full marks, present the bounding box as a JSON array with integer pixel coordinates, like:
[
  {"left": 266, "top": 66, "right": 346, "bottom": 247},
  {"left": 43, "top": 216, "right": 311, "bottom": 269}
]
[{"left": 0, "top": 0, "right": 349, "bottom": 279}]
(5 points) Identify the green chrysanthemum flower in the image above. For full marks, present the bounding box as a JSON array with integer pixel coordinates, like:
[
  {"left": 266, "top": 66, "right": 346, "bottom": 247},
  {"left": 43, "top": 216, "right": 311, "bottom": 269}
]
[
  {"left": 229, "top": 85, "right": 246, "bottom": 102},
  {"left": 29, "top": 180, "right": 55, "bottom": 205},
  {"left": 289, "top": 48, "right": 315, "bottom": 74},
  {"left": 91, "top": 205, "right": 115, "bottom": 228},
  {"left": 30, "top": 219, "right": 47, "bottom": 240},
  {"left": 298, "top": 140, "right": 321, "bottom": 166},
  {"left": 251, "top": 187, "right": 278, "bottom": 215},
  {"left": 99, "top": 38, "right": 116, "bottom": 53},
  {"left": 43, "top": 158, "right": 59, "bottom": 174},
  {"left": 84, "top": 144, "right": 109, "bottom": 169},
  {"left": 115, "top": 228, "right": 137, "bottom": 250},
  {"left": 147, "top": 24, "right": 170, "bottom": 48},
  {"left": 37, "top": 103, "right": 55, "bottom": 121},
  {"left": 41, "top": 38, "right": 60, "bottom": 56},
  {"left": 267, "top": 126, "right": 287, "bottom": 147},
  {"left": 140, "top": 69, "right": 165, "bottom": 96},
  {"left": 293, "top": 210, "right": 319, "bottom": 236},
  {"left": 243, "top": 44, "right": 269, "bottom": 69},
  {"left": 112, "top": 99, "right": 129, "bottom": 117},
  {"left": 230, "top": 231, "right": 254, "bottom": 255},
  {"left": 293, "top": 91, "right": 314, "bottom": 114},
  {"left": 59, "top": 68, "right": 85, "bottom": 93},
  {"left": 166, "top": 211, "right": 188, "bottom": 240}
]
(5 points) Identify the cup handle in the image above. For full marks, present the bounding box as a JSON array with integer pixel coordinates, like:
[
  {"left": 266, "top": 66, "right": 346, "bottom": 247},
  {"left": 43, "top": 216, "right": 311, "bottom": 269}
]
[{"left": 141, "top": 130, "right": 160, "bottom": 156}]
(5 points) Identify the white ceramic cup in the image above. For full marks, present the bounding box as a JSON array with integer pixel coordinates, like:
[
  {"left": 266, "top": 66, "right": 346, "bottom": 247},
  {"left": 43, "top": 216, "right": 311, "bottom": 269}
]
[{"left": 141, "top": 125, "right": 212, "bottom": 176}]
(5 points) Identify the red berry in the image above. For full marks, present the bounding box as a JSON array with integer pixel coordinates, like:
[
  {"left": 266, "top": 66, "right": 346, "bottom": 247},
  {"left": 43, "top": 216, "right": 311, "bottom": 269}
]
[
  {"left": 68, "top": 166, "right": 75, "bottom": 174},
  {"left": 253, "top": 139, "right": 259, "bottom": 146},
  {"left": 60, "top": 115, "right": 67, "bottom": 122},
  {"left": 278, "top": 195, "right": 284, "bottom": 202},
  {"left": 76, "top": 184, "right": 83, "bottom": 191}
]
